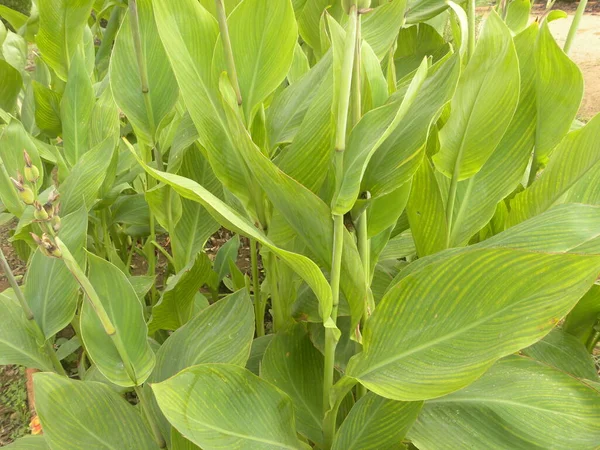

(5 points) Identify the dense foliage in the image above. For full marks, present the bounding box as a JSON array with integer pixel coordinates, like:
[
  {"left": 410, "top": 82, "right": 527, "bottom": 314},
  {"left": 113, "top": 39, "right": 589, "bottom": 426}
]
[{"left": 1, "top": 0, "right": 599, "bottom": 448}]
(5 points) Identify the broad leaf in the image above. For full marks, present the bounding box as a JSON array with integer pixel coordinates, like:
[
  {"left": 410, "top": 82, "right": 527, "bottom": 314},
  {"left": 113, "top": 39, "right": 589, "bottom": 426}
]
[
  {"left": 3, "top": 435, "right": 50, "bottom": 449},
  {"left": 362, "top": 52, "right": 460, "bottom": 198},
  {"left": 149, "top": 252, "right": 213, "bottom": 333},
  {"left": 151, "top": 290, "right": 254, "bottom": 382},
  {"left": 522, "top": 328, "right": 599, "bottom": 380},
  {"left": 60, "top": 47, "right": 94, "bottom": 166},
  {"left": 34, "top": 372, "right": 159, "bottom": 449},
  {"left": 361, "top": 0, "right": 408, "bottom": 60},
  {"left": 564, "top": 284, "right": 600, "bottom": 345},
  {"left": 213, "top": 0, "right": 297, "bottom": 120},
  {"left": 347, "top": 220, "right": 600, "bottom": 400},
  {"left": 0, "top": 289, "right": 53, "bottom": 371},
  {"left": 36, "top": 0, "right": 94, "bottom": 80},
  {"left": 394, "top": 24, "right": 449, "bottom": 81},
  {"left": 505, "top": 0, "right": 530, "bottom": 34},
  {"left": 433, "top": 11, "right": 519, "bottom": 181},
  {"left": 447, "top": 23, "right": 537, "bottom": 246},
  {"left": 80, "top": 253, "right": 155, "bottom": 386},
  {"left": 152, "top": 364, "right": 310, "bottom": 449},
  {"left": 534, "top": 20, "right": 583, "bottom": 165},
  {"left": 509, "top": 114, "right": 600, "bottom": 226},
  {"left": 110, "top": 0, "right": 178, "bottom": 143},
  {"left": 262, "top": 324, "right": 325, "bottom": 445},
  {"left": 332, "top": 393, "right": 422, "bottom": 450},
  {"left": 0, "top": 59, "right": 21, "bottom": 112},
  {"left": 409, "top": 356, "right": 600, "bottom": 449}
]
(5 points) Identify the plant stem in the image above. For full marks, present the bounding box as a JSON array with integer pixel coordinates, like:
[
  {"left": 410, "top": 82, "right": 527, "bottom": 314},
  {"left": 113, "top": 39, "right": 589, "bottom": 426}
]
[
  {"left": 355, "top": 209, "right": 369, "bottom": 400},
  {"left": 466, "top": 0, "right": 476, "bottom": 63},
  {"left": 215, "top": 0, "right": 242, "bottom": 106},
  {"left": 0, "top": 247, "right": 67, "bottom": 375},
  {"left": 134, "top": 385, "right": 166, "bottom": 449},
  {"left": 586, "top": 320, "right": 600, "bottom": 353},
  {"left": 150, "top": 240, "right": 175, "bottom": 268},
  {"left": 351, "top": 17, "right": 362, "bottom": 128},
  {"left": 323, "top": 376, "right": 358, "bottom": 448},
  {"left": 250, "top": 239, "right": 264, "bottom": 337},
  {"left": 323, "top": 5, "right": 358, "bottom": 445},
  {"left": 564, "top": 0, "right": 588, "bottom": 55}
]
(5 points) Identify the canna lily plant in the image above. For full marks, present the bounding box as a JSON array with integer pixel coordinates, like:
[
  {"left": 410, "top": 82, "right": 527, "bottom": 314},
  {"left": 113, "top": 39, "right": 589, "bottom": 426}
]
[{"left": 1, "top": 0, "right": 600, "bottom": 448}]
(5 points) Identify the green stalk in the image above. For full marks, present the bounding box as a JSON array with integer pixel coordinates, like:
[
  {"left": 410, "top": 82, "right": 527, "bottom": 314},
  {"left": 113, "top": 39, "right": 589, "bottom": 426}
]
[
  {"left": 355, "top": 209, "right": 369, "bottom": 400},
  {"left": 564, "top": 0, "right": 588, "bottom": 55},
  {"left": 250, "top": 239, "right": 264, "bottom": 337},
  {"left": 323, "top": 376, "right": 358, "bottom": 448},
  {"left": 466, "top": 0, "right": 476, "bottom": 63},
  {"left": 134, "top": 386, "right": 166, "bottom": 448},
  {"left": 586, "top": 319, "right": 600, "bottom": 353},
  {"left": 323, "top": 7, "right": 358, "bottom": 442},
  {"left": 0, "top": 248, "right": 67, "bottom": 376},
  {"left": 215, "top": 0, "right": 242, "bottom": 106}
]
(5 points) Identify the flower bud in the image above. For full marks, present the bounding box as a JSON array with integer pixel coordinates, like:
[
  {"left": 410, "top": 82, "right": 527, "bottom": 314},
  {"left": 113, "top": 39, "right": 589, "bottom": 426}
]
[
  {"left": 10, "top": 176, "right": 35, "bottom": 204},
  {"left": 51, "top": 215, "right": 61, "bottom": 232},
  {"left": 24, "top": 165, "right": 40, "bottom": 183},
  {"left": 30, "top": 232, "right": 51, "bottom": 257},
  {"left": 41, "top": 234, "right": 62, "bottom": 258},
  {"left": 33, "top": 201, "right": 49, "bottom": 221},
  {"left": 23, "top": 149, "right": 39, "bottom": 183}
]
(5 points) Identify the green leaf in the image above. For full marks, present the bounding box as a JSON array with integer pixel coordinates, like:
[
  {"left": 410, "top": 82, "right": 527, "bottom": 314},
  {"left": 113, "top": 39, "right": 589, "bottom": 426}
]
[
  {"left": 24, "top": 205, "right": 88, "bottom": 339},
  {"left": 0, "top": 118, "right": 44, "bottom": 190},
  {"left": 332, "top": 393, "right": 421, "bottom": 450},
  {"left": 406, "top": 155, "right": 447, "bottom": 257},
  {"left": 214, "top": 234, "right": 240, "bottom": 282},
  {"left": 198, "top": 0, "right": 240, "bottom": 17},
  {"left": 153, "top": 0, "right": 261, "bottom": 216},
  {"left": 509, "top": 115, "right": 600, "bottom": 226},
  {"left": 0, "top": 289, "right": 53, "bottom": 371},
  {"left": 213, "top": 0, "right": 297, "bottom": 120},
  {"left": 110, "top": 0, "right": 178, "bottom": 143},
  {"left": 145, "top": 184, "right": 182, "bottom": 232},
  {"left": 149, "top": 252, "right": 214, "bottom": 333},
  {"left": 59, "top": 137, "right": 115, "bottom": 214},
  {"left": 406, "top": 0, "right": 448, "bottom": 23},
  {"left": 534, "top": 20, "right": 583, "bottom": 165},
  {"left": 262, "top": 324, "right": 325, "bottom": 445},
  {"left": 522, "top": 328, "right": 599, "bottom": 380},
  {"left": 363, "top": 52, "right": 460, "bottom": 198},
  {"left": 0, "top": 5, "right": 28, "bottom": 30},
  {"left": 32, "top": 81, "right": 62, "bottom": 137},
  {"left": 3, "top": 435, "right": 50, "bottom": 449},
  {"left": 152, "top": 364, "right": 310, "bottom": 450},
  {"left": 0, "top": 59, "right": 21, "bottom": 111},
  {"left": 151, "top": 290, "right": 254, "bottom": 383},
  {"left": 171, "top": 147, "right": 221, "bottom": 271},
  {"left": 334, "top": 58, "right": 427, "bottom": 215},
  {"left": 36, "top": 0, "right": 94, "bottom": 80},
  {"left": 505, "top": 0, "right": 530, "bottom": 34},
  {"left": 34, "top": 372, "right": 159, "bottom": 449},
  {"left": 267, "top": 53, "right": 332, "bottom": 147},
  {"left": 246, "top": 334, "right": 274, "bottom": 375},
  {"left": 433, "top": 11, "right": 520, "bottom": 181},
  {"left": 80, "top": 253, "right": 155, "bottom": 386},
  {"left": 409, "top": 356, "right": 600, "bottom": 449},
  {"left": 288, "top": 42, "right": 310, "bottom": 84},
  {"left": 60, "top": 47, "right": 94, "bottom": 166},
  {"left": 346, "top": 229, "right": 600, "bottom": 400},
  {"left": 130, "top": 149, "right": 335, "bottom": 329},
  {"left": 171, "top": 428, "right": 201, "bottom": 450},
  {"left": 361, "top": 0, "right": 408, "bottom": 60},
  {"left": 564, "top": 284, "right": 600, "bottom": 345},
  {"left": 221, "top": 99, "right": 367, "bottom": 332},
  {"left": 275, "top": 66, "right": 334, "bottom": 193},
  {"left": 447, "top": 23, "right": 537, "bottom": 246},
  {"left": 297, "top": 0, "right": 329, "bottom": 56},
  {"left": 89, "top": 85, "right": 120, "bottom": 148}
]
